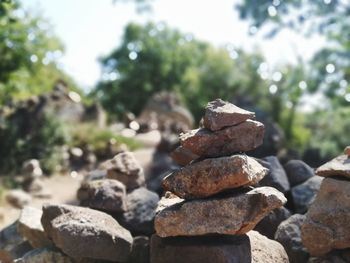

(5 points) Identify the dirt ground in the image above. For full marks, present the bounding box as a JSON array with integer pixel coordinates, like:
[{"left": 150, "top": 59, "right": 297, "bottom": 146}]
[{"left": 0, "top": 147, "right": 156, "bottom": 230}]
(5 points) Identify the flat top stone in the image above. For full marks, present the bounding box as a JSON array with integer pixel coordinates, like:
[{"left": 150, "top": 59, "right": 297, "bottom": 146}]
[
  {"left": 163, "top": 155, "right": 268, "bottom": 199},
  {"left": 316, "top": 154, "right": 350, "bottom": 178},
  {"left": 203, "top": 99, "right": 255, "bottom": 131},
  {"left": 155, "top": 187, "right": 286, "bottom": 237},
  {"left": 18, "top": 207, "right": 43, "bottom": 232},
  {"left": 179, "top": 119, "right": 264, "bottom": 158}
]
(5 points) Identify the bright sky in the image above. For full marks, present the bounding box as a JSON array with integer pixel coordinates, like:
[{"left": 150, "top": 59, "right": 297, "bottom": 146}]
[{"left": 23, "top": 0, "right": 324, "bottom": 91}]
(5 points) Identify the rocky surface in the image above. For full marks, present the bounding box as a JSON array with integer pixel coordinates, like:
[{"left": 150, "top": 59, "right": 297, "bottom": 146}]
[
  {"left": 203, "top": 98, "right": 255, "bottom": 131},
  {"left": 179, "top": 119, "right": 264, "bottom": 158},
  {"left": 258, "top": 156, "right": 290, "bottom": 193},
  {"left": 316, "top": 154, "right": 350, "bottom": 178},
  {"left": 128, "top": 236, "right": 150, "bottom": 263},
  {"left": 17, "top": 206, "right": 52, "bottom": 248},
  {"left": 41, "top": 204, "right": 133, "bottom": 262},
  {"left": 254, "top": 207, "right": 291, "bottom": 239},
  {"left": 291, "top": 176, "right": 323, "bottom": 214},
  {"left": 163, "top": 155, "right": 268, "bottom": 199},
  {"left": 284, "top": 160, "right": 315, "bottom": 187},
  {"left": 14, "top": 247, "right": 74, "bottom": 263},
  {"left": 275, "top": 214, "right": 309, "bottom": 263},
  {"left": 302, "top": 177, "right": 350, "bottom": 256},
  {"left": 308, "top": 249, "right": 350, "bottom": 263},
  {"left": 151, "top": 230, "right": 289, "bottom": 263},
  {"left": 170, "top": 146, "right": 198, "bottom": 166},
  {"left": 104, "top": 151, "right": 145, "bottom": 190},
  {"left": 155, "top": 187, "right": 286, "bottom": 237},
  {"left": 120, "top": 187, "right": 159, "bottom": 235},
  {"left": 77, "top": 179, "right": 127, "bottom": 213}
]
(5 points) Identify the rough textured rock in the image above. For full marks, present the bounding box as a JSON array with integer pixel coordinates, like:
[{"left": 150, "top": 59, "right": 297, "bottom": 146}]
[
  {"left": 291, "top": 176, "right": 323, "bottom": 214},
  {"left": 104, "top": 151, "right": 145, "bottom": 190},
  {"left": 14, "top": 248, "right": 74, "bottom": 263},
  {"left": 308, "top": 249, "right": 350, "bottom": 263},
  {"left": 150, "top": 231, "right": 289, "bottom": 263},
  {"left": 316, "top": 154, "right": 350, "bottom": 178},
  {"left": 77, "top": 179, "right": 127, "bottom": 213},
  {"left": 254, "top": 207, "right": 291, "bottom": 239},
  {"left": 284, "top": 160, "right": 315, "bottom": 187},
  {"left": 17, "top": 206, "right": 52, "bottom": 248},
  {"left": 275, "top": 214, "right": 309, "bottom": 263},
  {"left": 41, "top": 204, "right": 133, "bottom": 262},
  {"left": 155, "top": 187, "right": 286, "bottom": 237},
  {"left": 258, "top": 156, "right": 290, "bottom": 193},
  {"left": 0, "top": 222, "right": 33, "bottom": 263},
  {"left": 170, "top": 146, "right": 199, "bottom": 166},
  {"left": 163, "top": 155, "right": 268, "bottom": 199},
  {"left": 5, "top": 190, "right": 32, "bottom": 209},
  {"left": 302, "top": 177, "right": 350, "bottom": 256},
  {"left": 127, "top": 236, "right": 150, "bottom": 263},
  {"left": 120, "top": 187, "right": 159, "bottom": 235},
  {"left": 203, "top": 98, "right": 255, "bottom": 131},
  {"left": 179, "top": 119, "right": 264, "bottom": 158}
]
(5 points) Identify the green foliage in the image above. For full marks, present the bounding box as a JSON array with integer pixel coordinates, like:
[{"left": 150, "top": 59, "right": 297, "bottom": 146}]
[
  {"left": 67, "top": 123, "right": 143, "bottom": 153},
  {"left": 94, "top": 22, "right": 271, "bottom": 121},
  {"left": 0, "top": 0, "right": 82, "bottom": 105},
  {"left": 0, "top": 113, "right": 68, "bottom": 175}
]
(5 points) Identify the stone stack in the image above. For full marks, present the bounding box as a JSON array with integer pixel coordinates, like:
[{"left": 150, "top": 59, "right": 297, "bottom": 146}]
[
  {"left": 152, "top": 99, "right": 289, "bottom": 263},
  {"left": 301, "top": 147, "right": 350, "bottom": 258}
]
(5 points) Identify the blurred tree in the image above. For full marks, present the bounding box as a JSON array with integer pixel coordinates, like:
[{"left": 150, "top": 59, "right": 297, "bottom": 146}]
[
  {"left": 0, "top": 0, "right": 81, "bottom": 104},
  {"left": 237, "top": 0, "right": 350, "bottom": 109},
  {"left": 94, "top": 22, "right": 271, "bottom": 120}
]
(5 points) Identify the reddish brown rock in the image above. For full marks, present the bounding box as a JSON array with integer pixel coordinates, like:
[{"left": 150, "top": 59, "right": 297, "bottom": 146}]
[
  {"left": 155, "top": 187, "right": 286, "bottom": 237},
  {"left": 150, "top": 231, "right": 289, "bottom": 263},
  {"left": 316, "top": 155, "right": 350, "bottom": 178},
  {"left": 203, "top": 99, "right": 255, "bottom": 131},
  {"left": 179, "top": 119, "right": 264, "bottom": 158},
  {"left": 162, "top": 155, "right": 268, "bottom": 199},
  {"left": 302, "top": 177, "right": 350, "bottom": 256},
  {"left": 170, "top": 146, "right": 199, "bottom": 166}
]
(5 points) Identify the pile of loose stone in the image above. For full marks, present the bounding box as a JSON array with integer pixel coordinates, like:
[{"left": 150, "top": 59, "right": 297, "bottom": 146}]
[
  {"left": 0, "top": 151, "right": 158, "bottom": 263},
  {"left": 301, "top": 147, "right": 350, "bottom": 261},
  {"left": 152, "top": 99, "right": 289, "bottom": 262}
]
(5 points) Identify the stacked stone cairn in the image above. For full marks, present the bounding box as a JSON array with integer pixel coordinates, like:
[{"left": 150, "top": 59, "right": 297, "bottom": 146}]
[
  {"left": 301, "top": 146, "right": 350, "bottom": 260},
  {"left": 152, "top": 99, "right": 289, "bottom": 263}
]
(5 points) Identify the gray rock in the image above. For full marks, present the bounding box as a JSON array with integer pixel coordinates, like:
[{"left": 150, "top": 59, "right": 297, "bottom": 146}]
[
  {"left": 254, "top": 207, "right": 291, "bottom": 239},
  {"left": 275, "top": 214, "right": 309, "bottom": 263},
  {"left": 203, "top": 98, "right": 255, "bottom": 131},
  {"left": 150, "top": 231, "right": 289, "bottom": 263},
  {"left": 258, "top": 156, "right": 290, "bottom": 193},
  {"left": 5, "top": 189, "right": 32, "bottom": 209},
  {"left": 120, "top": 187, "right": 160, "bottom": 235},
  {"left": 104, "top": 151, "right": 145, "bottom": 190},
  {"left": 155, "top": 187, "right": 286, "bottom": 237},
  {"left": 284, "top": 160, "right": 315, "bottom": 187},
  {"left": 17, "top": 206, "right": 52, "bottom": 248},
  {"left": 77, "top": 179, "right": 127, "bottom": 213},
  {"left": 291, "top": 176, "right": 323, "bottom": 214},
  {"left": 41, "top": 204, "right": 133, "bottom": 262},
  {"left": 0, "top": 222, "right": 32, "bottom": 263}
]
